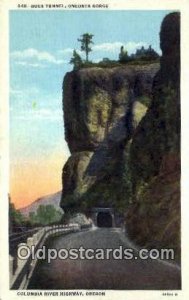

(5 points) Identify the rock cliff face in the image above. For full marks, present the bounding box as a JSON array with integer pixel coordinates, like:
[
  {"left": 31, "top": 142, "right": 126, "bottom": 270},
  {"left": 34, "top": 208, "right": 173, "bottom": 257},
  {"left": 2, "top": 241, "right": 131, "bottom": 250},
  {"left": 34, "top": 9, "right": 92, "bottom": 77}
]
[
  {"left": 61, "top": 64, "right": 159, "bottom": 211},
  {"left": 126, "top": 12, "right": 180, "bottom": 259},
  {"left": 61, "top": 12, "right": 180, "bottom": 259},
  {"left": 63, "top": 65, "right": 158, "bottom": 153}
]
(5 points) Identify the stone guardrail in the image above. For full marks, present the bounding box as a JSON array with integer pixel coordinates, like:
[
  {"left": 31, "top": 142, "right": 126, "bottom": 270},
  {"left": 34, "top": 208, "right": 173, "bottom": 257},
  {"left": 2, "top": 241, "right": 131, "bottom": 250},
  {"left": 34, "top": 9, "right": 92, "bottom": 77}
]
[{"left": 9, "top": 223, "right": 81, "bottom": 290}]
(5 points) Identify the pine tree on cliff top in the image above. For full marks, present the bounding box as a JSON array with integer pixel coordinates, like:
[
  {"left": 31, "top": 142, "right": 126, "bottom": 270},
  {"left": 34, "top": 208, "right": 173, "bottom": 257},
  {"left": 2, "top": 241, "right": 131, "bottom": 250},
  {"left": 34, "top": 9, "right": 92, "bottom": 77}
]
[
  {"left": 78, "top": 33, "right": 94, "bottom": 62},
  {"left": 70, "top": 50, "right": 82, "bottom": 70}
]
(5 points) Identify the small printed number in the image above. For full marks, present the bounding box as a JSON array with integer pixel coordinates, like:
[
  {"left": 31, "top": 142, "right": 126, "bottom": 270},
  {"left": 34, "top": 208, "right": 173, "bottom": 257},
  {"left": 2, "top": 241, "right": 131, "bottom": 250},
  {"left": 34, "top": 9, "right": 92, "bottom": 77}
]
[
  {"left": 18, "top": 4, "right": 27, "bottom": 8},
  {"left": 162, "top": 292, "right": 178, "bottom": 296}
]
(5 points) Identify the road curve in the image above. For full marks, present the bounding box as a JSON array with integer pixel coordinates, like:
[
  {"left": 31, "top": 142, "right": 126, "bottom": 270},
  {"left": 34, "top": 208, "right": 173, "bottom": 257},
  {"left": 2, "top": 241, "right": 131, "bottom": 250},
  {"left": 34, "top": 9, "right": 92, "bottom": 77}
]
[{"left": 28, "top": 228, "right": 181, "bottom": 290}]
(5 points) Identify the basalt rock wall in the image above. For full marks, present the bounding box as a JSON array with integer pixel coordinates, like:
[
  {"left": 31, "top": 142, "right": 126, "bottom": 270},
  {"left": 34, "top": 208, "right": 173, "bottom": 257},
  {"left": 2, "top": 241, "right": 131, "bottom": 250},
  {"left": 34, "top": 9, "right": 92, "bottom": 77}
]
[
  {"left": 61, "top": 64, "right": 159, "bottom": 211},
  {"left": 126, "top": 12, "right": 180, "bottom": 259}
]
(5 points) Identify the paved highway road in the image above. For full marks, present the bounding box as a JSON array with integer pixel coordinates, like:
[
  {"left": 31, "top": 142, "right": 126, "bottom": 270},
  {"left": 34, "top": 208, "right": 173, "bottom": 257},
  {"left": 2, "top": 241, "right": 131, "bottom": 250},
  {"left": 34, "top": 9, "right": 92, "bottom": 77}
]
[{"left": 28, "top": 227, "right": 181, "bottom": 290}]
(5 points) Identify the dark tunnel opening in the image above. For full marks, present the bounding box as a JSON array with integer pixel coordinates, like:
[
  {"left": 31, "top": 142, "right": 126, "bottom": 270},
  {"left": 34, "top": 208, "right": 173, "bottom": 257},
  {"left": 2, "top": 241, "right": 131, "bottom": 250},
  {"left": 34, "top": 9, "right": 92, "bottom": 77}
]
[{"left": 97, "top": 212, "right": 113, "bottom": 228}]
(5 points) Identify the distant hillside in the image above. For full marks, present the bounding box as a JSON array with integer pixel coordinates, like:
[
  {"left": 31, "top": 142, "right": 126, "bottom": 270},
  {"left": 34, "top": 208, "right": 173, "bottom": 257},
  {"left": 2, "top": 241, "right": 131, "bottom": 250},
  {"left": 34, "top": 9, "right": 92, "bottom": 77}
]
[{"left": 19, "top": 191, "right": 63, "bottom": 217}]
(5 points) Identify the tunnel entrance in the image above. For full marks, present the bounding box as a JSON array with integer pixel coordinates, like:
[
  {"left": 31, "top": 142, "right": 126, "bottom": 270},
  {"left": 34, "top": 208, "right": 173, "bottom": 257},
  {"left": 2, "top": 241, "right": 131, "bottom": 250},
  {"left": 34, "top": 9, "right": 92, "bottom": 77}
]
[
  {"left": 91, "top": 207, "right": 115, "bottom": 227},
  {"left": 97, "top": 211, "right": 113, "bottom": 228}
]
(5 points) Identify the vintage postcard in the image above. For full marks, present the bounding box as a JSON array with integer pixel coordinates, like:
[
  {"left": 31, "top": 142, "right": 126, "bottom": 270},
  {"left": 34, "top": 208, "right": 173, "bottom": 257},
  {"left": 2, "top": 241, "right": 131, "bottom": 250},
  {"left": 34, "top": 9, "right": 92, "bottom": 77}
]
[{"left": 0, "top": 0, "right": 189, "bottom": 299}]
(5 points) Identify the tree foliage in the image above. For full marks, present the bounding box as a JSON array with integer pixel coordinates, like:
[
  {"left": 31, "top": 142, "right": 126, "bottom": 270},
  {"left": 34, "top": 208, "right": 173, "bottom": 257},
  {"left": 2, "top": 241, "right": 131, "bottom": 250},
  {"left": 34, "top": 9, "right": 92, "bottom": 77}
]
[
  {"left": 29, "top": 204, "right": 62, "bottom": 225},
  {"left": 9, "top": 197, "right": 25, "bottom": 227},
  {"left": 119, "top": 46, "right": 130, "bottom": 63},
  {"left": 130, "top": 45, "right": 159, "bottom": 61},
  {"left": 119, "top": 45, "right": 159, "bottom": 64},
  {"left": 78, "top": 33, "right": 94, "bottom": 62},
  {"left": 70, "top": 50, "right": 82, "bottom": 70}
]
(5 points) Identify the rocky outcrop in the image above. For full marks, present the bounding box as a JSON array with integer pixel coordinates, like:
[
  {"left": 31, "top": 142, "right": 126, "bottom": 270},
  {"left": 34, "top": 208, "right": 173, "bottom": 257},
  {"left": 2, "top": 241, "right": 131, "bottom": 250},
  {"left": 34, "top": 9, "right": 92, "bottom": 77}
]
[
  {"left": 126, "top": 12, "right": 180, "bottom": 259},
  {"left": 61, "top": 64, "right": 159, "bottom": 211},
  {"left": 63, "top": 65, "right": 158, "bottom": 153},
  {"left": 61, "top": 11, "right": 180, "bottom": 260}
]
